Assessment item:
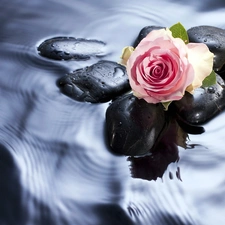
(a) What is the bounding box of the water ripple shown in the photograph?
[2,0,225,224]
[126,179,201,225]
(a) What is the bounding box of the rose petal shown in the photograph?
[126,27,199,104]
[120,46,134,65]
[186,43,214,93]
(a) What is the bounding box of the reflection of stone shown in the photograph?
[0,144,26,224]
[173,74,225,125]
[105,93,166,156]
[37,37,106,60]
[187,26,225,71]
[93,204,134,225]
[128,118,181,181]
[58,60,130,103]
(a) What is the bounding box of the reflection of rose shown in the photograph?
[122,28,214,104]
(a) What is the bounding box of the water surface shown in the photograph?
[1,0,225,224]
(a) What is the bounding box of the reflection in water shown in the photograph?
[128,117,181,181]
[0,144,27,225]
[1,0,225,225]
[94,204,135,225]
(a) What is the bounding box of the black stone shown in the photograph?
[173,74,225,125]
[37,37,106,60]
[58,60,131,103]
[216,64,225,79]
[187,26,225,71]
[175,118,205,135]
[133,26,165,47]
[105,93,167,156]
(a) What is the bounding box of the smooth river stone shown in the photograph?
[173,74,225,125]
[58,60,130,103]
[105,93,167,156]
[187,26,225,71]
[133,26,164,47]
[37,37,106,60]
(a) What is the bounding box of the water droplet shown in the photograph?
[207,86,215,94]
[101,82,105,88]
[216,92,221,98]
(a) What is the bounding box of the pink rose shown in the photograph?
[122,28,214,105]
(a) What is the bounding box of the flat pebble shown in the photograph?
[174,74,225,125]
[37,37,106,60]
[58,60,130,103]
[105,93,166,156]
[187,26,225,71]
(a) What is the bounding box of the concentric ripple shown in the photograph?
[1,0,225,225]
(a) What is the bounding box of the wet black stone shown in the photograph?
[37,37,106,60]
[105,93,167,156]
[175,118,205,135]
[187,26,225,71]
[133,26,165,47]
[216,64,225,79]
[173,74,225,125]
[58,60,131,103]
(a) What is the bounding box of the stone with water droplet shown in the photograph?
[58,60,131,103]
[173,74,225,125]
[207,86,215,94]
[133,26,165,47]
[105,93,166,156]
[187,26,225,71]
[37,37,107,60]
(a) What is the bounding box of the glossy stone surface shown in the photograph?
[187,26,225,71]
[133,26,164,47]
[173,74,225,125]
[37,37,106,60]
[105,93,167,156]
[58,60,130,103]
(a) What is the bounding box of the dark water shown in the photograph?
[1,0,225,224]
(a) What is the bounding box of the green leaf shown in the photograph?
[202,70,216,88]
[162,101,172,111]
[169,22,189,44]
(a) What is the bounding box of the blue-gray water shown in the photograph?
[1,0,225,224]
